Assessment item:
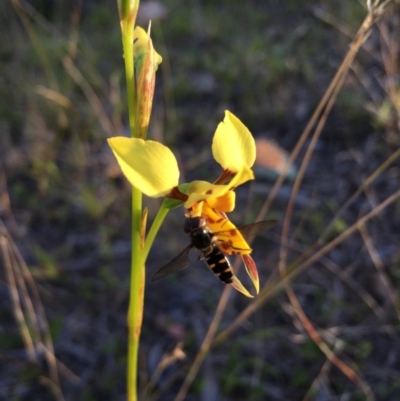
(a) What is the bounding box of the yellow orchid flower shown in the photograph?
[108,110,259,296]
[108,110,255,206]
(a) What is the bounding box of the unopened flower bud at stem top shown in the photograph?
[133,26,162,138]
[118,0,140,23]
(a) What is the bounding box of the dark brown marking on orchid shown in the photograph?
[166,186,188,202]
[206,189,213,195]
[213,169,236,185]
[230,230,237,236]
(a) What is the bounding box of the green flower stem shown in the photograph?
[127,187,143,401]
[127,202,168,401]
[120,5,142,401]
[121,19,137,137]
[142,204,169,263]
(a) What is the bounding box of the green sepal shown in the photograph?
[177,183,190,195]
[162,198,184,210]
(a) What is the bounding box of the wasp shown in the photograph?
[151,216,277,284]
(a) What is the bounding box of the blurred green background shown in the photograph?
[1,0,400,400]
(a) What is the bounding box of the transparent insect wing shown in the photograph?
[237,220,278,242]
[151,245,192,281]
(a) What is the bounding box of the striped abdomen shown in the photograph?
[205,245,233,284]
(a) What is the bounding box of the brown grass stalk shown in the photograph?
[0,220,66,401]
[359,223,400,320]
[214,186,400,345]
[285,286,375,400]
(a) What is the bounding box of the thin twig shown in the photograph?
[173,286,232,401]
[285,287,375,400]
[359,224,400,320]
[0,220,66,401]
[214,187,400,345]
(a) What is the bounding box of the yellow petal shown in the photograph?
[108,137,179,197]
[227,165,254,188]
[184,181,230,209]
[230,276,253,298]
[187,201,203,217]
[212,111,256,172]
[206,192,235,212]
[201,204,252,255]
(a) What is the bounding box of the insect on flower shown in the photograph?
[108,110,275,295]
[151,214,277,295]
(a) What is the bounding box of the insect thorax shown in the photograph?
[184,216,205,233]
[190,228,213,251]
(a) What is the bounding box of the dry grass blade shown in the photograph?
[301,341,344,401]
[322,257,385,318]
[359,224,400,320]
[214,187,400,345]
[62,56,114,137]
[276,232,385,318]
[254,1,392,225]
[279,0,393,276]
[0,165,19,238]
[0,220,66,401]
[173,285,232,401]
[279,67,347,276]
[142,342,186,398]
[285,287,375,400]
[10,0,59,90]
[35,85,73,110]
[320,146,400,243]
[0,233,36,362]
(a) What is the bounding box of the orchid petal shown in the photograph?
[242,254,259,294]
[184,181,231,209]
[206,192,235,212]
[230,276,253,298]
[184,166,253,210]
[212,111,256,172]
[202,204,252,255]
[227,165,255,188]
[108,137,179,197]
